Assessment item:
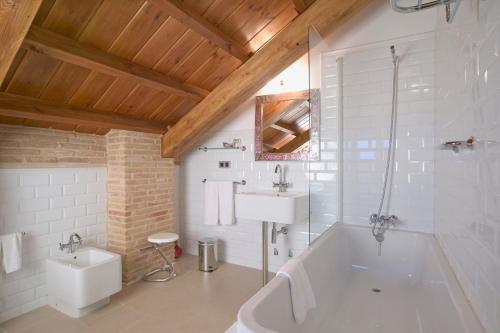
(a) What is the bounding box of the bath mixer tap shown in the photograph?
[59,233,82,254]
[273,164,289,192]
[369,214,399,244]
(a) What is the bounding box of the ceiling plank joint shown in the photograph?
[291,0,316,13]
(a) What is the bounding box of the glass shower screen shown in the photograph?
[308,26,340,244]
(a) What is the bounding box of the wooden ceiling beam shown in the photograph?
[0,0,42,86]
[161,0,370,158]
[269,121,299,136]
[148,0,251,62]
[276,129,310,153]
[0,93,166,134]
[23,25,209,101]
[263,100,306,129]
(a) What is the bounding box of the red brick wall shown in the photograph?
[106,130,176,283]
[0,124,106,166]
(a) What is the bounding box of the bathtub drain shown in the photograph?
[371,288,381,293]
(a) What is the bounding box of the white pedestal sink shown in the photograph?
[235,191,309,286]
[46,247,122,318]
[235,191,309,224]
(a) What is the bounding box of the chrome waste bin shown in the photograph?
[198,237,217,272]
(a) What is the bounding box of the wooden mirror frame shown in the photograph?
[254,89,320,161]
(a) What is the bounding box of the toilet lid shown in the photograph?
[148,232,179,244]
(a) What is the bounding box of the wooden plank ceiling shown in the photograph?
[0,0,299,134]
[161,0,371,157]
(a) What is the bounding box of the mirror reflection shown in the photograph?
[255,89,319,161]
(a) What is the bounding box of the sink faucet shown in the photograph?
[273,164,289,192]
[59,233,82,254]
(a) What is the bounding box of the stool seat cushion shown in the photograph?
[148,232,179,244]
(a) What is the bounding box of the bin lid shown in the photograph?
[198,237,217,245]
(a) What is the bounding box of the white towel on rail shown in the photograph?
[277,258,316,324]
[0,232,23,274]
[204,181,219,225]
[218,181,235,225]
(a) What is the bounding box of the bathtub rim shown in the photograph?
[236,223,485,333]
[236,223,341,333]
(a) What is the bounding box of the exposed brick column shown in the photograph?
[106,130,175,283]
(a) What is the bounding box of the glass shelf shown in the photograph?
[198,146,246,152]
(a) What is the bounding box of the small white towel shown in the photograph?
[277,258,316,324]
[0,233,22,274]
[204,181,219,225]
[219,181,235,225]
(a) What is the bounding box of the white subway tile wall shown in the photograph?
[435,1,500,332]
[323,33,436,234]
[178,129,310,272]
[0,168,107,322]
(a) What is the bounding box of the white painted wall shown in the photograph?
[0,168,107,322]
[434,1,500,332]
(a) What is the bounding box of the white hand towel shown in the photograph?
[204,181,219,225]
[1,233,22,274]
[218,181,235,225]
[277,258,316,324]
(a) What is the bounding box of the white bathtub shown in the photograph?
[235,224,484,333]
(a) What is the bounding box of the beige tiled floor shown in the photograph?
[0,255,261,333]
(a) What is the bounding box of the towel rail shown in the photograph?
[202,179,246,185]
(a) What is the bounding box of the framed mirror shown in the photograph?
[254,89,320,161]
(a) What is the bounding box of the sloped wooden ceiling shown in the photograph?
[0,0,299,134]
[161,0,371,158]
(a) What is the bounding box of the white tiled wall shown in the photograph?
[323,33,436,234]
[434,1,500,332]
[0,168,107,322]
[178,125,310,273]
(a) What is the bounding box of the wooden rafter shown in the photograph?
[161,0,370,158]
[22,25,209,101]
[148,0,251,62]
[0,93,166,133]
[276,129,310,153]
[0,0,42,86]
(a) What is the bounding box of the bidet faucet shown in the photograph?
[59,233,82,254]
[273,164,289,192]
